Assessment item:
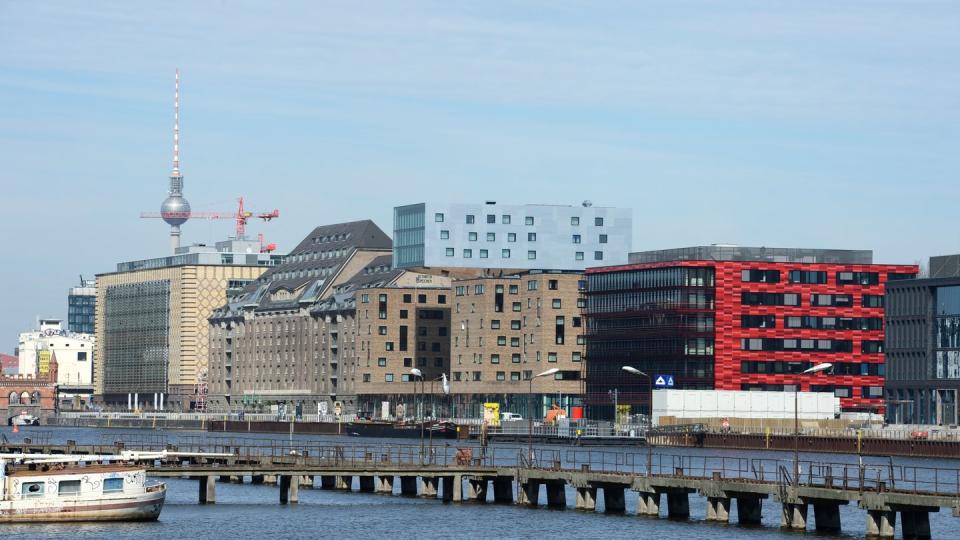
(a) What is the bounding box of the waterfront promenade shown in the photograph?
[4,433,958,538]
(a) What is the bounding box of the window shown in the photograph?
[572,351,582,362]
[836,271,880,286]
[528,232,537,242]
[789,270,827,284]
[510,337,520,347]
[741,269,780,283]
[497,336,507,346]
[507,233,516,242]
[862,341,884,354]
[361,294,369,303]
[435,213,444,223]
[548,352,558,363]
[362,373,371,382]
[572,234,581,244]
[595,217,604,226]
[491,354,500,364]
[487,214,496,224]
[512,302,522,312]
[862,386,884,398]
[468,232,478,241]
[59,480,81,496]
[575,252,584,261]
[23,482,45,498]
[378,326,387,335]
[571,216,579,226]
[466,214,475,224]
[472,371,482,381]
[594,251,603,261]
[103,478,124,493]
[418,294,426,303]
[400,309,409,319]
[445,248,454,257]
[525,216,535,225]
[741,315,775,328]
[528,250,537,260]
[487,232,496,242]
[440,230,449,240]
[511,372,521,381]
[463,249,473,258]
[811,294,853,307]
[480,249,488,259]
[512,353,521,363]
[888,272,916,281]
[552,299,562,309]
[599,234,608,244]
[385,373,394,382]
[491,320,501,329]
[509,284,519,294]
[741,292,800,306]
[475,284,486,294]
[502,215,511,224]
[573,316,582,327]
[528,280,538,290]
[378,357,387,367]
[496,371,505,381]
[385,342,394,351]
[511,320,522,330]
[438,294,446,304]
[548,279,558,290]
[863,294,884,308]
[502,249,511,259]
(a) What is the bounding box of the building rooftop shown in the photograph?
[110,238,282,273]
[628,245,873,265]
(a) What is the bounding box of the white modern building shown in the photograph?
[393,201,632,271]
[17,319,95,389]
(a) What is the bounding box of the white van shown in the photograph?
[501,412,523,422]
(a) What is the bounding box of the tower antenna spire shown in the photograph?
[173,67,180,176]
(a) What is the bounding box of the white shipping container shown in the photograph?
[652,389,839,425]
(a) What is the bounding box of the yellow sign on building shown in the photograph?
[38,350,51,376]
[483,402,500,426]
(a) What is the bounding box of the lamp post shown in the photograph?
[527,368,560,467]
[794,363,832,491]
[427,373,451,462]
[410,368,424,462]
[622,366,654,476]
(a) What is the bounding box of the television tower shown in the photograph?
[160,68,190,254]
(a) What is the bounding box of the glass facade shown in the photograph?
[103,280,171,394]
[584,266,716,419]
[393,203,426,268]
[67,294,96,334]
[935,285,960,380]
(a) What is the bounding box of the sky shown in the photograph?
[1,1,958,349]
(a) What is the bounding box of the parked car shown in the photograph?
[501,412,524,422]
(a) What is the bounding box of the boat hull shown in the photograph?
[0,484,165,523]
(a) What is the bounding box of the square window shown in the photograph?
[502,215,511,224]
[572,234,581,244]
[527,250,536,260]
[548,352,557,363]
[487,232,496,242]
[440,230,449,240]
[571,216,579,226]
[400,309,408,319]
[512,354,521,363]
[378,357,387,367]
[23,482,45,498]
[575,252,584,261]
[445,248,454,257]
[502,249,511,259]
[463,249,473,258]
[385,373,394,382]
[572,351,582,362]
[525,216,534,225]
[528,232,536,241]
[480,249,488,258]
[487,214,496,224]
[378,326,387,335]
[512,302,522,312]
[491,354,500,364]
[507,233,516,242]
[599,234,608,244]
[509,284,519,294]
[435,213,444,223]
[103,478,123,493]
[552,299,562,309]
[491,320,501,329]
[595,217,603,226]
[594,251,603,261]
[466,214,475,224]
[496,372,505,381]
[469,232,478,241]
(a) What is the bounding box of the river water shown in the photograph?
[5,426,959,539]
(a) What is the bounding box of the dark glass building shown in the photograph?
[885,254,960,425]
[583,246,917,420]
[67,278,96,334]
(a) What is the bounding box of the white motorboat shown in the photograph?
[7,413,39,426]
[0,454,166,522]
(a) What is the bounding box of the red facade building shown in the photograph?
[583,246,917,418]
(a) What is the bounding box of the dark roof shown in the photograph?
[213,220,392,317]
[312,255,401,314]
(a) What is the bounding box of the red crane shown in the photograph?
[140,196,280,240]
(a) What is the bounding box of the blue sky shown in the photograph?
[1,1,958,347]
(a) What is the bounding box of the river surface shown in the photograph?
[5,425,959,539]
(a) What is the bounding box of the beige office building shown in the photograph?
[95,239,277,410]
[450,271,585,419]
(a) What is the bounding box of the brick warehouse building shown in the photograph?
[582,246,917,419]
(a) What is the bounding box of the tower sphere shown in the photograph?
[161,195,191,226]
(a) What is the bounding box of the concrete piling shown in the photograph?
[706,496,730,522]
[468,478,488,502]
[813,502,842,532]
[545,482,566,508]
[492,477,513,504]
[637,491,659,516]
[576,487,597,511]
[865,510,896,538]
[736,496,763,524]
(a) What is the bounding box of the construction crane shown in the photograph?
[140,196,279,241]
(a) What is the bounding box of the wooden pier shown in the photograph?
[3,437,958,538]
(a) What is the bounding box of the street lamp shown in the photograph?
[527,367,560,466]
[622,366,654,476]
[427,373,451,461]
[794,362,832,491]
[410,368,424,462]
